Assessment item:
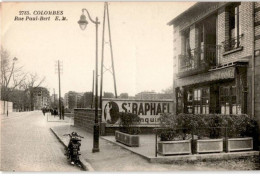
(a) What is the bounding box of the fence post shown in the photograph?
[191,128,195,154]
[155,129,157,157]
[225,127,228,153]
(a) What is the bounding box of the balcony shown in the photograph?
[222,34,243,54]
[177,44,221,78]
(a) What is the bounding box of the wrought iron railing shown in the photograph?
[178,44,221,74]
[222,34,243,52]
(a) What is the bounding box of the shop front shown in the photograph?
[175,63,248,115]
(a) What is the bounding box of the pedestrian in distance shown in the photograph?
[54,108,58,117]
[42,108,45,116]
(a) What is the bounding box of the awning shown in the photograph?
[175,66,236,88]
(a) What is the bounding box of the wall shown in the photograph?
[0,101,13,114]
[254,2,260,141]
[217,2,254,65]
[74,108,101,133]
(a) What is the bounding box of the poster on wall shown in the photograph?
[102,99,173,127]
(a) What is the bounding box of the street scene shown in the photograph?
[1,1,260,172]
[1,111,259,172]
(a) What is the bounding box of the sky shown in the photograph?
[1,1,195,97]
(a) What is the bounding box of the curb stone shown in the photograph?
[50,128,94,172]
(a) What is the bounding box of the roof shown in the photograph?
[167,2,221,26]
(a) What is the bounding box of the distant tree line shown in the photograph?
[1,47,46,113]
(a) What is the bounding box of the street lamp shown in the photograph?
[78,8,100,153]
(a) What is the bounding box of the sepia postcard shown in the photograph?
[1,1,260,172]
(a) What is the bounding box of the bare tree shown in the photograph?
[22,73,46,111]
[1,47,27,114]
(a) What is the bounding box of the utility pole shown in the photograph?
[58,60,62,120]
[55,60,63,120]
[100,2,118,109]
[106,2,118,99]
[53,88,56,108]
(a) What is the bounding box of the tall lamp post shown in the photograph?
[78,8,100,153]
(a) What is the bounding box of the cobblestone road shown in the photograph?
[1,111,82,172]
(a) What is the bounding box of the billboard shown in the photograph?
[102,99,173,127]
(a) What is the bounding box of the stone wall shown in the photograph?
[74,108,101,133]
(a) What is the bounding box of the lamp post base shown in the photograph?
[92,148,100,153]
[92,123,100,153]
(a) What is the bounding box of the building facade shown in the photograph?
[169,2,260,129]
[32,87,50,110]
[64,91,86,110]
[78,92,93,108]
[64,93,69,109]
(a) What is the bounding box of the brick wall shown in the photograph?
[255,1,260,50]
[253,2,260,139]
[74,108,101,133]
[217,6,229,55]
[217,2,254,65]
[252,55,260,142]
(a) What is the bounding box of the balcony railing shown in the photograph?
[222,35,243,52]
[178,44,221,77]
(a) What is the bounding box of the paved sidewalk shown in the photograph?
[50,125,260,171]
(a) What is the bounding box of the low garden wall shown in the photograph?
[74,108,101,133]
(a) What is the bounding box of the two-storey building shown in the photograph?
[168,2,260,131]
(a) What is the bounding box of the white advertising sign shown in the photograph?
[102,99,173,127]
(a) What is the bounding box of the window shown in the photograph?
[184,30,190,56]
[198,24,204,61]
[176,88,183,114]
[220,86,230,114]
[194,89,201,114]
[181,29,194,70]
[224,3,242,52]
[193,88,209,114]
[219,85,241,115]
[186,90,193,114]
[201,88,210,114]
[181,87,210,114]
